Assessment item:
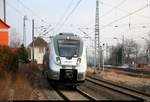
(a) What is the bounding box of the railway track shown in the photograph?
[86,75,150,101]
[42,72,149,101]
[51,85,97,101]
[76,88,97,101]
[103,66,150,75]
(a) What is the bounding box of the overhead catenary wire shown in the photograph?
[17,0,55,37]
[53,0,74,32]
[100,4,150,30]
[7,1,25,17]
[40,0,75,37]
[101,1,150,20]
[17,0,46,22]
[7,1,150,42]
[7,0,50,25]
[80,22,150,30]
[38,24,51,36]
[80,0,127,29]
[7,1,52,40]
[100,0,127,18]
[17,0,52,26]
[79,4,150,43]
[16,0,76,37]
[83,1,150,28]
[56,0,83,33]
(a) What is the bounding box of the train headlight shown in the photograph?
[76,58,81,65]
[56,57,61,64]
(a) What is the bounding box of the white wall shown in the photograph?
[30,47,46,64]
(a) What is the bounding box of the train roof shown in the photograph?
[54,33,82,41]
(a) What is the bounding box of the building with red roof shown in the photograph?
[0,19,10,46]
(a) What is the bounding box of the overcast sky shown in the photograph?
[0,0,150,48]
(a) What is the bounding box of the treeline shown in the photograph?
[107,37,150,66]
[0,44,28,78]
[87,35,150,67]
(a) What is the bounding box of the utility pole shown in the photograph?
[3,0,6,22]
[95,0,100,71]
[122,35,125,65]
[102,43,105,71]
[106,43,109,63]
[135,44,138,68]
[86,47,88,66]
[23,16,27,47]
[142,37,150,65]
[32,19,34,63]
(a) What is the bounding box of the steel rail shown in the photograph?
[51,84,97,101]
[86,75,150,101]
[51,85,69,101]
[76,88,97,101]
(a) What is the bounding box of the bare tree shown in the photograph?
[9,28,22,48]
[124,39,139,65]
[108,44,123,65]
[143,34,150,64]
[108,39,140,66]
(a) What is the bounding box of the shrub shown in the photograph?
[17,44,29,63]
[0,45,19,77]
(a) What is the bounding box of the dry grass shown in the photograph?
[13,75,34,100]
[0,63,42,100]
[0,72,34,100]
[87,67,150,94]
[0,75,11,100]
[87,67,150,87]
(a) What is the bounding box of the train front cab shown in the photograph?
[46,34,87,85]
[47,49,87,83]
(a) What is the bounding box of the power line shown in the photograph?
[100,0,127,18]
[100,4,150,30]
[101,1,150,20]
[79,0,127,28]
[57,0,82,32]
[7,1,49,26]
[38,24,51,36]
[56,0,83,33]
[54,0,74,32]
[79,4,150,46]
[17,0,47,23]
[7,1,25,17]
[78,28,94,40]
[7,1,52,42]
[7,1,47,23]
[16,0,57,37]
[8,1,52,29]
[83,1,150,28]
[41,0,75,37]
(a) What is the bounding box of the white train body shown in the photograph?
[45,33,87,83]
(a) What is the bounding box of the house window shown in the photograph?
[39,47,44,53]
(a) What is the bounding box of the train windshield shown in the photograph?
[57,39,80,58]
